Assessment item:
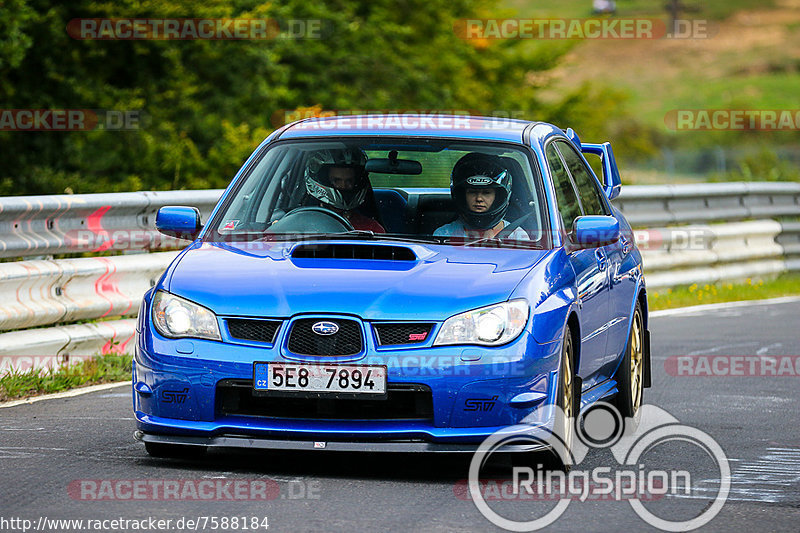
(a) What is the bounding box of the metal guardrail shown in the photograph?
[777,221,800,272]
[617,182,800,227]
[0,190,221,259]
[0,182,798,373]
[639,220,787,289]
[0,252,178,331]
[2,182,798,258]
[0,318,136,373]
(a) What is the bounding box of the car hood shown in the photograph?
[165,240,550,320]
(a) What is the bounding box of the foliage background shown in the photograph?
[4,0,795,194]
[0,0,657,194]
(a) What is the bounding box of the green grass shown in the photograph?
[631,72,800,127]
[499,0,797,157]
[648,273,800,311]
[0,353,132,402]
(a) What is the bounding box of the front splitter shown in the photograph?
[135,431,549,454]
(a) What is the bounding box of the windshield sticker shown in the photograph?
[220,219,240,232]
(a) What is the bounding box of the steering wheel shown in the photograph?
[266,206,355,234]
[495,212,536,239]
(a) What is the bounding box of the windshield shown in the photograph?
[207,137,549,247]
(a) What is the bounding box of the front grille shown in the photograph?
[287,318,362,356]
[374,323,434,346]
[227,319,281,344]
[216,380,433,421]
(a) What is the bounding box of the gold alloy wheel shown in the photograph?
[561,331,574,450]
[630,310,644,414]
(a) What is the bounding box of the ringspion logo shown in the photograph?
[467,403,730,531]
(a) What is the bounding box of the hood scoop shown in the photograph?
[290,243,417,261]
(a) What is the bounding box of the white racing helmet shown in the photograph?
[304,148,369,211]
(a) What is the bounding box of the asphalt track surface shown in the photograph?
[1,300,799,532]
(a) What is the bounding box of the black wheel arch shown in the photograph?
[636,288,652,388]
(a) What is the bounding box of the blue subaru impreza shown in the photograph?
[133,115,650,461]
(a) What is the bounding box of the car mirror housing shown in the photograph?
[572,215,620,249]
[156,206,202,239]
[581,142,622,201]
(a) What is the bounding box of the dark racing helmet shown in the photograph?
[304,148,369,211]
[450,153,513,230]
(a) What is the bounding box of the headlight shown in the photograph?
[152,291,221,341]
[434,299,529,346]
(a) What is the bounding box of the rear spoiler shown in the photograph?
[564,128,622,201]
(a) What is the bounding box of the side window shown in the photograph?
[556,141,607,216]
[546,143,582,234]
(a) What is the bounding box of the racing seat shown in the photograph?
[373,188,409,234]
[414,193,457,235]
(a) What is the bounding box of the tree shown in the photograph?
[0,0,576,194]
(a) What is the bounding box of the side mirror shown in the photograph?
[155,206,202,239]
[581,142,622,201]
[573,216,619,248]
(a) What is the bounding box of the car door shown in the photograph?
[545,141,610,389]
[555,141,630,378]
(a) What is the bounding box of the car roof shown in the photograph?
[277,114,540,143]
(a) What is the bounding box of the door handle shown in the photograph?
[595,248,607,271]
[620,234,632,255]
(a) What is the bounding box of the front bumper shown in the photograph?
[133,312,563,446]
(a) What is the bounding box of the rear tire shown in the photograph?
[144,441,207,459]
[613,301,644,423]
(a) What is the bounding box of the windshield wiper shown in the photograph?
[259,231,446,245]
[341,231,446,245]
[463,236,546,250]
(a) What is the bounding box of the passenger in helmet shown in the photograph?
[304,149,385,233]
[434,153,528,239]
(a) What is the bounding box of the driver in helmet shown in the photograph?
[434,153,528,240]
[304,149,386,233]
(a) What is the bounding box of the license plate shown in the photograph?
[253,362,387,397]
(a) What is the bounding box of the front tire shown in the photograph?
[512,324,576,472]
[613,301,644,421]
[551,324,577,471]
